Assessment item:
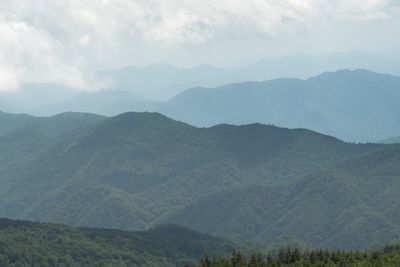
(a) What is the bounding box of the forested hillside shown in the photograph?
[1,218,400,267]
[0,111,398,250]
[166,144,400,250]
[0,218,236,266]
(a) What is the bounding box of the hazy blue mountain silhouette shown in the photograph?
[160,69,400,142]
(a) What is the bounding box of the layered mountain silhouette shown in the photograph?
[1,111,399,249]
[19,69,400,142]
[160,69,400,142]
[99,51,400,100]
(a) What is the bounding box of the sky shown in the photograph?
[0,0,400,91]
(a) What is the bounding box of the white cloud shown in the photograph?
[0,0,398,91]
[0,15,93,91]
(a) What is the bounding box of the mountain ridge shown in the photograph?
[160,69,400,142]
[0,110,393,250]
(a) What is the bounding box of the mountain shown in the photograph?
[160,69,400,142]
[30,90,160,116]
[1,111,395,250]
[240,51,400,83]
[0,218,236,266]
[99,51,400,100]
[4,51,400,116]
[6,53,400,143]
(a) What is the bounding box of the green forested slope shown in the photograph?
[165,145,400,250]
[0,218,236,267]
[2,218,400,267]
[0,111,398,250]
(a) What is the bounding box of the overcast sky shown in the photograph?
[0,0,399,91]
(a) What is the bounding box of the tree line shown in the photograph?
[196,246,400,267]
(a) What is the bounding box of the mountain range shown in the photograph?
[99,51,400,100]
[2,50,400,109]
[7,69,400,142]
[160,69,400,142]
[0,111,399,250]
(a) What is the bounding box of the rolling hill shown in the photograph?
[0,111,399,250]
[0,218,236,266]
[160,69,400,142]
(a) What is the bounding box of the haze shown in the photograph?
[1,0,400,94]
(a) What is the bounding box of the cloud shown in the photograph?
[0,18,92,90]
[0,0,398,91]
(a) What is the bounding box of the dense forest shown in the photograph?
[198,246,400,267]
[1,111,400,250]
[1,218,400,267]
[0,218,236,267]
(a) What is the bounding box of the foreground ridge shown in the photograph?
[0,218,236,267]
[1,218,400,267]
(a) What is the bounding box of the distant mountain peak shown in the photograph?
[112,111,172,121]
[306,68,397,82]
[101,112,193,131]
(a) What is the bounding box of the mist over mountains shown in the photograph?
[1,51,400,253]
[1,50,399,107]
[5,67,399,142]
[98,51,400,100]
[2,1,400,264]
